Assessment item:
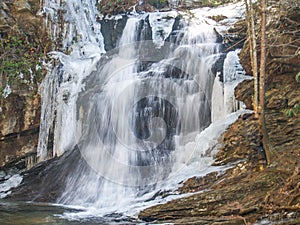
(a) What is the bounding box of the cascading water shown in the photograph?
[56,13,221,211]
[35,0,247,218]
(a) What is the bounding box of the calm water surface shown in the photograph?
[0,201,140,225]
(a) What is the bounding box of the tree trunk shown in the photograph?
[259,0,272,165]
[247,0,259,115]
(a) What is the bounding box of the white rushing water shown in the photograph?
[37,0,247,219]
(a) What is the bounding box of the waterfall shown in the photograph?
[57,13,221,210]
[37,0,246,216]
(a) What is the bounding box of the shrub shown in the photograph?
[0,35,44,98]
[295,72,300,82]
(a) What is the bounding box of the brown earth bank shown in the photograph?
[139,0,300,224]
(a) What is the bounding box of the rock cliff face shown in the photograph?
[0,0,50,170]
[0,94,40,169]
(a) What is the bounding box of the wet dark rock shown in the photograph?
[101,16,128,51]
[212,53,226,82]
[137,15,153,41]
[145,189,173,202]
[6,147,83,202]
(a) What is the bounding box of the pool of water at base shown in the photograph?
[0,201,143,225]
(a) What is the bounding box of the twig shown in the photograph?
[224,38,246,52]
